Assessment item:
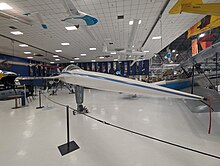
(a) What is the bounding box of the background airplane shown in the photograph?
[175,41,220,70]
[61,0,98,40]
[169,0,220,16]
[103,19,147,66]
[0,70,28,101]
[24,12,48,29]
[0,8,48,29]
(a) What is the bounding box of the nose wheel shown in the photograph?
[73,105,89,115]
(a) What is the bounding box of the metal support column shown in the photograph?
[216,53,218,87]
[191,65,195,94]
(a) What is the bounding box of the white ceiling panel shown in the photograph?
[0,0,219,63]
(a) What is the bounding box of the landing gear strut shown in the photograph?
[50,81,74,95]
[73,85,88,115]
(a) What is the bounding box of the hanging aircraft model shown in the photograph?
[60,0,98,40]
[17,65,204,113]
[23,12,48,29]
[169,0,220,16]
[103,43,146,65]
[103,19,147,66]
[0,7,47,29]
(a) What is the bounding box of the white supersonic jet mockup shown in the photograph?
[17,65,204,113]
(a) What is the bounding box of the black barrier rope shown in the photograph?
[40,93,220,160]
[200,99,215,112]
[42,93,68,108]
[83,113,220,160]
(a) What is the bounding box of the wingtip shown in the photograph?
[169,10,179,14]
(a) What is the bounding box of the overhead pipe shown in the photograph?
[141,0,170,49]
[0,11,33,26]
[0,34,72,61]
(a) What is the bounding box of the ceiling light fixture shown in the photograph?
[144,50,149,53]
[53,55,59,58]
[74,57,80,60]
[24,51,31,54]
[55,50,62,53]
[80,53,86,56]
[27,56,33,59]
[199,33,205,38]
[0,3,12,10]
[70,61,75,63]
[19,44,28,47]
[129,20,134,25]
[129,20,141,25]
[114,59,118,61]
[152,36,162,40]
[89,48,96,51]
[138,20,142,24]
[50,62,55,64]
[99,56,104,59]
[91,60,96,62]
[65,26,78,30]
[61,43,70,46]
[110,52,116,55]
[10,31,23,35]
[55,59,60,61]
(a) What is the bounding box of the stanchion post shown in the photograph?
[66,105,70,147]
[34,86,37,96]
[36,90,44,109]
[58,105,79,156]
[208,96,212,134]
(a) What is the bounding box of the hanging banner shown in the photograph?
[200,41,212,50]
[188,15,220,38]
[192,39,198,56]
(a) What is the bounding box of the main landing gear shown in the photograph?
[50,81,74,95]
[73,85,89,115]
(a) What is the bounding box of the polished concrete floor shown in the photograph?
[0,89,220,166]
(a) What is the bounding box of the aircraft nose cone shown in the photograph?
[83,15,98,26]
[92,17,98,25]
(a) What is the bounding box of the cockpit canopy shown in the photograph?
[63,65,81,72]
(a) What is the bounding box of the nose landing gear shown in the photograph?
[73,85,89,115]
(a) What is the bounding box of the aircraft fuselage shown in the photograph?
[60,66,203,100]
